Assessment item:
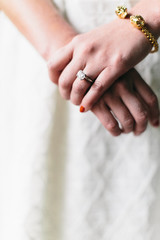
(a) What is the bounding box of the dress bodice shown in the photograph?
[53,0,140,32]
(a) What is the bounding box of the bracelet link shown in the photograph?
[115,6,159,53]
[115,6,128,19]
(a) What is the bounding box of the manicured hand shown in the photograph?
[48,17,154,111]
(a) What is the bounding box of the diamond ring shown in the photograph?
[76,70,94,83]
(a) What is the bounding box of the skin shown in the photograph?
[0,0,77,60]
[0,0,159,136]
[48,0,160,112]
[92,69,159,136]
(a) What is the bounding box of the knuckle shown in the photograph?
[136,110,148,123]
[80,44,91,55]
[72,35,91,54]
[106,122,118,132]
[124,118,134,128]
[92,80,104,93]
[84,44,95,55]
[148,94,158,107]
[59,77,71,90]
[113,53,129,69]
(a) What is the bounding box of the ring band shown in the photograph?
[76,70,94,83]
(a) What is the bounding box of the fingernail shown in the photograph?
[80,106,85,113]
[153,120,159,127]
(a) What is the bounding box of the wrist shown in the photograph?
[44,30,76,61]
[130,0,160,38]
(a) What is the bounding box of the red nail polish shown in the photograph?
[80,106,85,112]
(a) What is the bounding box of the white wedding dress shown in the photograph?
[0,0,160,240]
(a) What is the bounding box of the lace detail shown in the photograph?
[0,1,160,240]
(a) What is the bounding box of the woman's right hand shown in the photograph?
[91,68,159,136]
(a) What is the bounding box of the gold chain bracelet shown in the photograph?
[115,6,159,53]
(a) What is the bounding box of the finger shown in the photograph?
[80,64,125,111]
[70,64,101,105]
[47,44,73,85]
[134,75,160,127]
[58,59,86,100]
[104,95,135,134]
[121,89,148,136]
[91,99,122,136]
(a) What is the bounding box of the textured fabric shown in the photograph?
[0,0,160,240]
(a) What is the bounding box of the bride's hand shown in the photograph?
[48,0,160,112]
[91,69,159,136]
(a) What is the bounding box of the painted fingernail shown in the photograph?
[153,120,159,127]
[80,106,85,113]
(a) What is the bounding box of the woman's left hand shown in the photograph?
[48,0,160,112]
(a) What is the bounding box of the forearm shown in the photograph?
[0,0,76,60]
[130,0,160,38]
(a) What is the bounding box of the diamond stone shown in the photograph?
[77,70,85,80]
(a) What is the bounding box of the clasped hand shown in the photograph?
[48,18,159,136]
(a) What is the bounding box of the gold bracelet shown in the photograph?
[115,6,159,53]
